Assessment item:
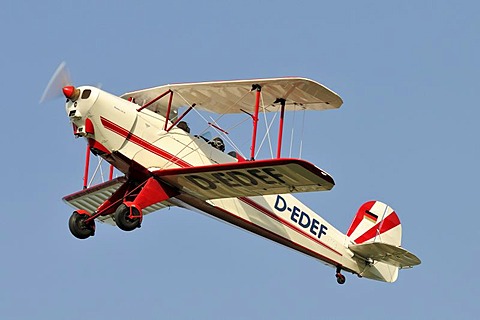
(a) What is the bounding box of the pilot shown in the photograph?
[177,121,190,133]
[209,137,225,152]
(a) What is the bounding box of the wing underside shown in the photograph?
[121,77,343,116]
[153,158,335,201]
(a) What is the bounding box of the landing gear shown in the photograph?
[67,177,176,238]
[69,211,95,239]
[114,203,142,231]
[335,266,346,285]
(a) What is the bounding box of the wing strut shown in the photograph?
[82,142,115,190]
[83,144,91,189]
[163,90,174,130]
[133,88,195,133]
[166,103,196,132]
[245,86,290,160]
[109,164,114,180]
[276,98,286,159]
[250,84,262,160]
[137,89,172,113]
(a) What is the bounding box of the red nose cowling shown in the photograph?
[63,85,76,99]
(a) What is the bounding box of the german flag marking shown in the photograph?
[364,210,378,223]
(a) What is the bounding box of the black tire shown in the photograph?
[69,212,94,239]
[114,204,141,231]
[336,274,346,285]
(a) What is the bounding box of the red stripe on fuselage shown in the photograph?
[101,117,341,257]
[208,203,341,266]
[100,117,191,168]
[239,197,342,256]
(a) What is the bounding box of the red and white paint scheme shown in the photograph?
[43,63,420,284]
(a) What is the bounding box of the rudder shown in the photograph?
[346,200,402,246]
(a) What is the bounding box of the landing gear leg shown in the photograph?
[335,266,346,285]
[69,210,95,239]
[113,177,178,232]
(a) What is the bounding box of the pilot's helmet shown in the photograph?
[209,137,225,152]
[177,121,190,133]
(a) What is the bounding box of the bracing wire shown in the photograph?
[209,116,242,155]
[289,104,297,157]
[225,116,252,132]
[88,157,104,188]
[261,94,274,158]
[175,89,251,137]
[99,159,104,183]
[256,109,277,159]
[373,204,390,243]
[299,108,306,158]
[160,89,252,168]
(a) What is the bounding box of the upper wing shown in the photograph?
[349,242,421,268]
[63,177,170,225]
[153,158,334,201]
[120,77,343,116]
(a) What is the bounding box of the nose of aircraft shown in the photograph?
[63,85,80,101]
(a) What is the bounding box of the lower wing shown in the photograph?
[63,177,170,225]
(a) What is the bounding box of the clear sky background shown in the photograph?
[1,1,478,319]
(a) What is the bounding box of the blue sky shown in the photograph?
[1,0,478,319]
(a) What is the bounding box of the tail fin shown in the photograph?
[346,201,416,283]
[346,200,402,246]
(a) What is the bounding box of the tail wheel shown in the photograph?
[336,273,346,285]
[114,204,142,231]
[69,211,95,239]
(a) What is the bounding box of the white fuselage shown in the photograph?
[67,86,397,282]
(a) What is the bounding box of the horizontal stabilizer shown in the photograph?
[349,242,421,268]
[153,158,334,200]
[63,177,169,225]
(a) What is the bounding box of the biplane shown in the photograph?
[41,63,420,284]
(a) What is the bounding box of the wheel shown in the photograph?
[336,273,346,285]
[114,204,142,231]
[69,211,95,239]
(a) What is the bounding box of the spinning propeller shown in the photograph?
[39,61,80,103]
